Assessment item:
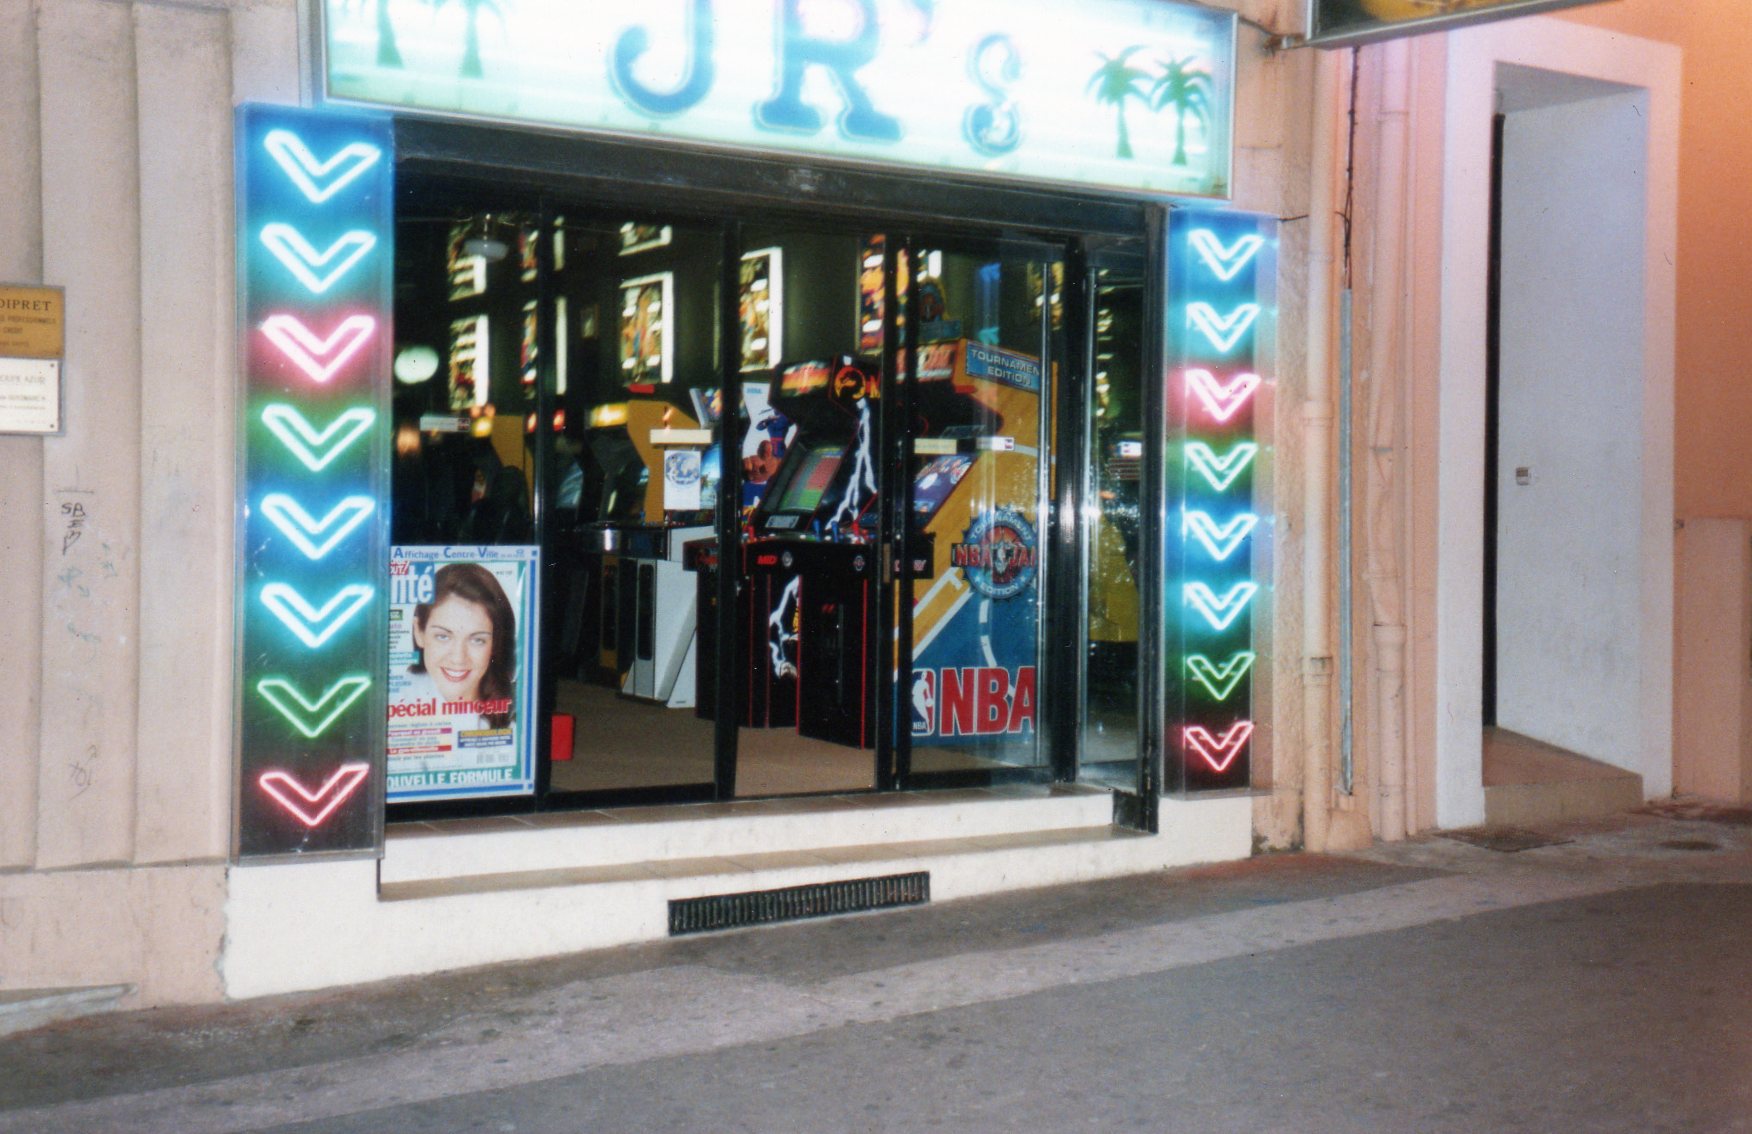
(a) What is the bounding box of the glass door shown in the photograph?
[715,227,1070,797]
[1077,255,1148,789]
[882,236,1068,789]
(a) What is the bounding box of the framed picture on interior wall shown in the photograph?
[857,235,885,354]
[619,223,672,256]
[518,223,539,283]
[448,315,488,410]
[739,247,783,372]
[447,220,486,300]
[619,272,673,384]
[520,300,539,387]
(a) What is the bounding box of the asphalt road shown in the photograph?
[4,805,1750,1133]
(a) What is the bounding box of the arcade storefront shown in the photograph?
[226,0,1274,991]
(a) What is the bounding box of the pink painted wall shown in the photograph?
[1559,1,1752,518]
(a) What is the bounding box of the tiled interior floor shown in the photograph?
[549,681,1010,797]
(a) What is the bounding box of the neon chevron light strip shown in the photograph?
[1188,230,1265,282]
[1185,441,1258,492]
[1183,510,1258,562]
[261,314,377,384]
[1183,581,1258,631]
[259,494,375,560]
[256,676,372,739]
[1184,369,1260,424]
[259,582,374,649]
[260,224,378,295]
[258,763,371,828]
[1186,302,1259,353]
[1185,652,1256,701]
[260,404,376,472]
[263,129,383,204]
[1184,722,1253,773]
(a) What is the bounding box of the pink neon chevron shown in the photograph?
[1184,722,1254,774]
[1184,369,1261,424]
[258,762,370,827]
[262,314,377,384]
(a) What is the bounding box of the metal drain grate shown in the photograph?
[669,872,930,936]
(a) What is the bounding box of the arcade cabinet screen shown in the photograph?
[776,446,843,515]
[912,454,974,522]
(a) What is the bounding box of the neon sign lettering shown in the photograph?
[1186,301,1259,354]
[259,493,376,560]
[261,314,377,384]
[256,675,372,739]
[609,0,716,117]
[260,404,377,472]
[1183,580,1258,631]
[1183,721,1253,773]
[1185,651,1255,701]
[260,582,375,649]
[258,762,371,828]
[262,129,383,204]
[1185,440,1257,492]
[260,224,379,295]
[1182,509,1258,562]
[322,0,1237,200]
[756,0,903,142]
[1184,368,1260,424]
[963,34,1023,157]
[1188,229,1264,282]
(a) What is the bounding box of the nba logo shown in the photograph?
[911,669,936,737]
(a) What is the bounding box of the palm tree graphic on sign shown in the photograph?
[1086,47,1152,160]
[1152,56,1212,167]
[340,0,402,67]
[425,0,502,79]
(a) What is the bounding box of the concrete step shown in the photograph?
[0,985,132,1038]
[381,824,1141,904]
[227,792,1255,998]
[381,783,1115,885]
[1483,728,1644,826]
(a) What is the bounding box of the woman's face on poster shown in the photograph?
[414,595,494,703]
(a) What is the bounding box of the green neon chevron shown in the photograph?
[256,675,372,738]
[1185,652,1256,701]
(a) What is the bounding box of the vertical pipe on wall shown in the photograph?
[1301,49,1340,853]
[1366,38,1414,842]
[1303,49,1372,851]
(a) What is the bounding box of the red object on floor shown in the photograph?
[550,713,575,761]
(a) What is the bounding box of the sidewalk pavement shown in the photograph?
[3,802,1750,1133]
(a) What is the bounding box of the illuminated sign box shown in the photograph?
[234,104,394,859]
[1167,207,1275,794]
[320,0,1235,199]
[1307,0,1603,48]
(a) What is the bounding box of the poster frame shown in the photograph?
[385,543,543,805]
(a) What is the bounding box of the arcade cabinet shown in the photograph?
[578,386,717,706]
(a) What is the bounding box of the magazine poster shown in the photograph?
[386,545,540,802]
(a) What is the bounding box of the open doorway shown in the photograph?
[1480,63,1654,818]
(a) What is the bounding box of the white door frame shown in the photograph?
[1431,17,1679,827]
